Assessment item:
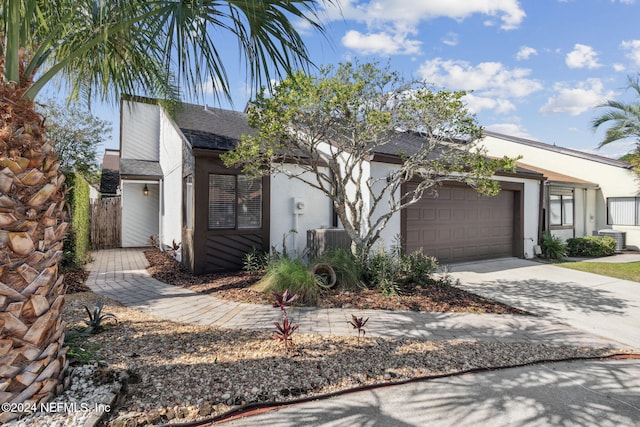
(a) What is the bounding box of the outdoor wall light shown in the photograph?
[143,184,149,196]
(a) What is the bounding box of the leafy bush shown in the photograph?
[315,248,363,290]
[63,172,91,268]
[400,249,439,286]
[364,248,439,295]
[243,249,270,273]
[566,236,616,257]
[540,232,567,260]
[257,258,320,305]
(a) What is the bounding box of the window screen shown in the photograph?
[208,175,236,229]
[237,175,262,229]
[549,188,573,227]
[208,174,262,230]
[608,197,637,225]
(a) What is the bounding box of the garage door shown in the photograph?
[405,184,514,263]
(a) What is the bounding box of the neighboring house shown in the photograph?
[119,96,545,273]
[480,131,640,249]
[99,148,120,197]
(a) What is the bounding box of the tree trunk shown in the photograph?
[0,78,68,422]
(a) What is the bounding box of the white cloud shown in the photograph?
[418,58,543,98]
[328,0,525,30]
[621,40,640,66]
[201,77,224,95]
[565,44,601,69]
[613,63,626,72]
[442,32,459,47]
[612,0,636,4]
[464,94,515,114]
[328,1,525,55]
[341,30,421,55]
[485,123,534,139]
[516,46,537,61]
[539,79,615,116]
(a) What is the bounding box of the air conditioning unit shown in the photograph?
[307,228,352,259]
[598,229,627,252]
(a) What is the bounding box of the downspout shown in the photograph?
[583,188,588,237]
[538,178,546,244]
[159,178,164,248]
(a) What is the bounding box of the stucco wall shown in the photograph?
[121,101,160,161]
[270,166,333,257]
[481,134,640,247]
[369,162,402,251]
[158,110,184,248]
[494,175,541,258]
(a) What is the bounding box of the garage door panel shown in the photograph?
[406,184,515,263]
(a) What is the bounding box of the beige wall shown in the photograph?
[480,134,640,247]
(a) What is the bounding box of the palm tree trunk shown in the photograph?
[0,72,68,422]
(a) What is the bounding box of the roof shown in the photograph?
[174,103,254,150]
[516,162,598,187]
[484,130,631,169]
[119,159,163,179]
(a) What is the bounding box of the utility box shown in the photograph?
[598,229,627,252]
[307,228,352,259]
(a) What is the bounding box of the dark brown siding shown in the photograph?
[190,153,270,274]
[402,181,524,263]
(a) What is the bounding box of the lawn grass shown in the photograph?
[558,261,640,282]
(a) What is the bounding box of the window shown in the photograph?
[607,197,640,225]
[549,189,573,227]
[208,174,262,229]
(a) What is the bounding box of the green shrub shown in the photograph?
[364,248,439,295]
[63,172,91,268]
[364,248,400,295]
[257,258,320,305]
[540,232,567,260]
[566,235,616,257]
[243,249,270,273]
[400,249,438,286]
[315,248,363,290]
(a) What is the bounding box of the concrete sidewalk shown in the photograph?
[224,359,640,427]
[86,249,620,348]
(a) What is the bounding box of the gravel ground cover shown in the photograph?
[8,252,630,426]
[9,291,623,427]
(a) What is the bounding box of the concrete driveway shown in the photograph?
[448,257,640,349]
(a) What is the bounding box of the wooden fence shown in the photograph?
[91,197,121,249]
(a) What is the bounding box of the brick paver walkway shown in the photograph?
[86,248,621,347]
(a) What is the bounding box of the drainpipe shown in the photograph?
[538,178,546,244]
[583,188,588,237]
[158,178,164,248]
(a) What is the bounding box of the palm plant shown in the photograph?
[0,0,331,418]
[592,74,640,152]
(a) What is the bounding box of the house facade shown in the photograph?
[119,98,544,273]
[480,131,640,249]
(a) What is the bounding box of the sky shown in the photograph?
[63,0,640,161]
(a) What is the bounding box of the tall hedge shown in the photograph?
[63,172,91,267]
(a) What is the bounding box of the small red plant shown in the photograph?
[272,290,300,350]
[272,290,300,312]
[349,314,369,343]
[273,316,299,350]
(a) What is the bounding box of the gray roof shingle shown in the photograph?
[119,159,163,178]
